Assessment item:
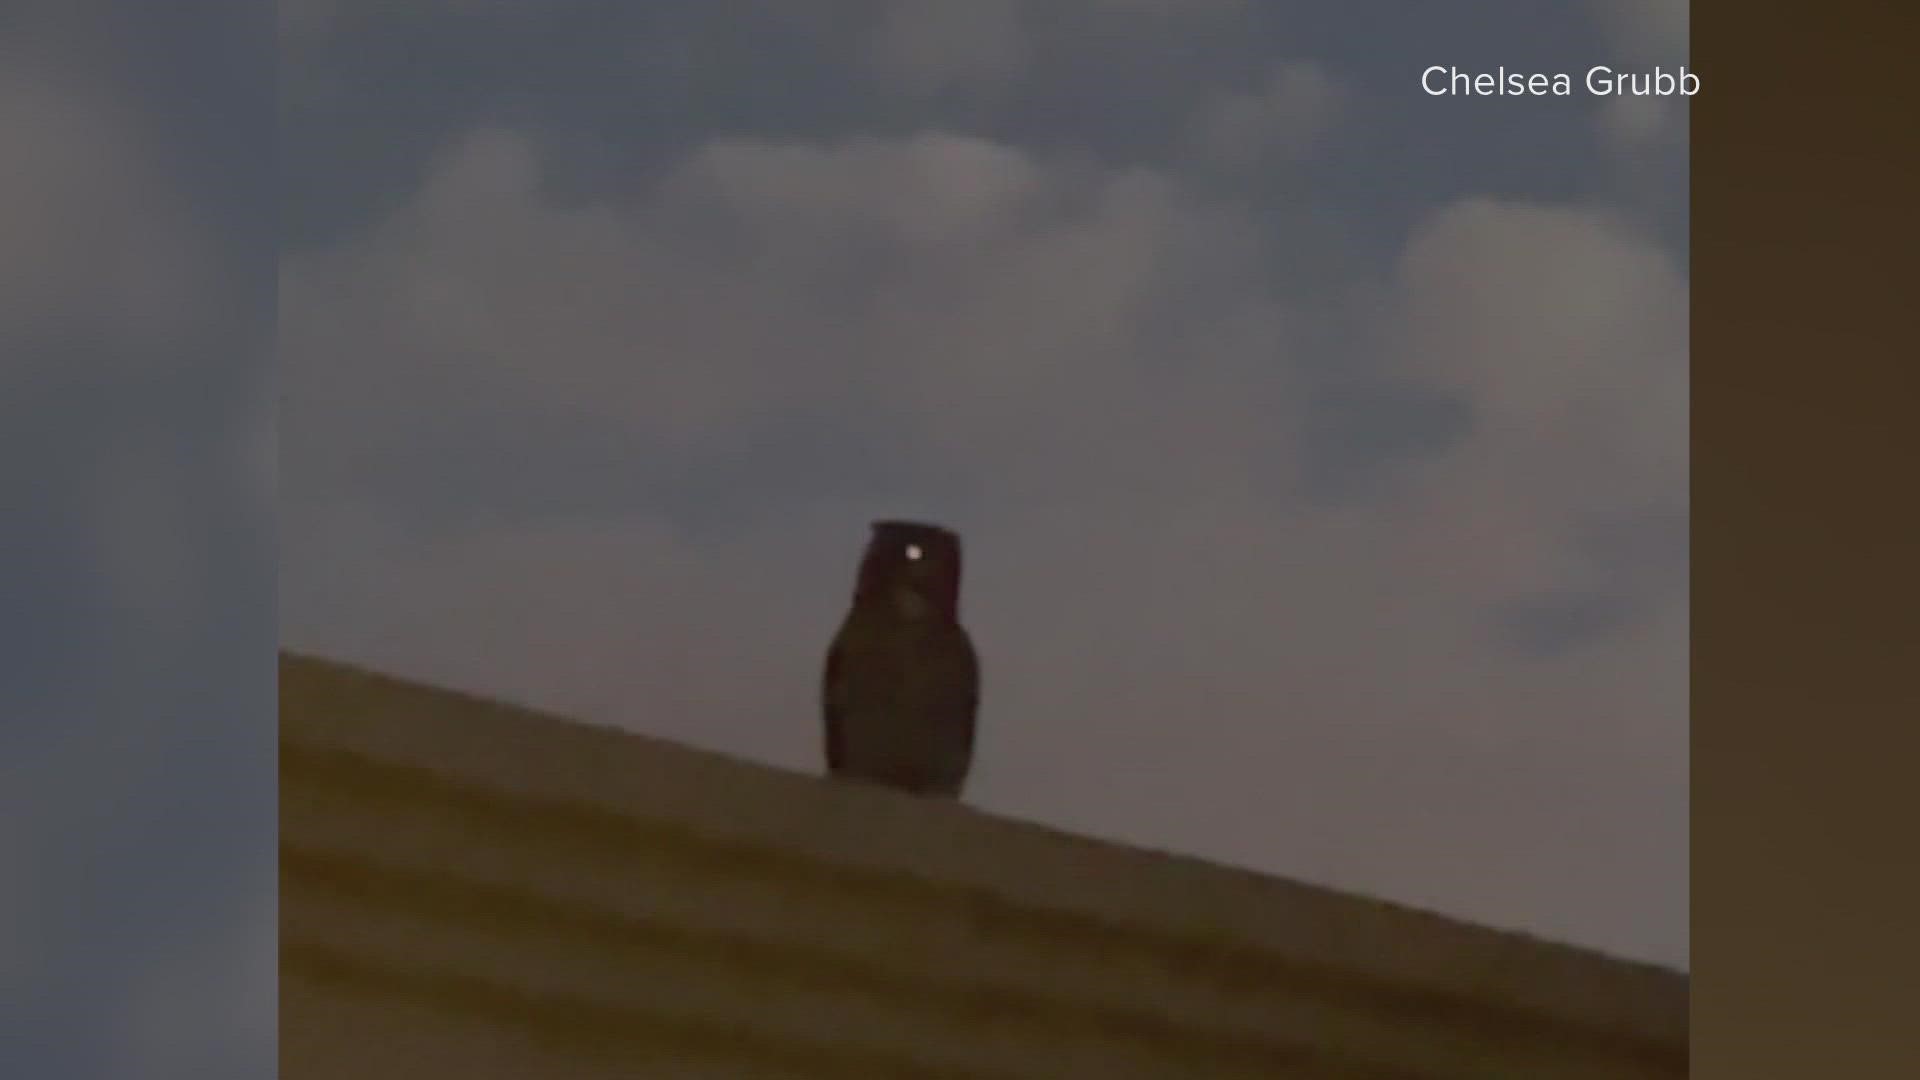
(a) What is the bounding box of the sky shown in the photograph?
[282,0,1690,969]
[2,2,274,1076]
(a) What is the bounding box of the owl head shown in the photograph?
[854,520,964,620]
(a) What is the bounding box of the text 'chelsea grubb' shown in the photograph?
[1422,66,1700,97]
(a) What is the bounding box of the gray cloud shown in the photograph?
[0,66,208,368]
[1587,0,1690,64]
[1187,60,1343,170]
[285,63,1687,968]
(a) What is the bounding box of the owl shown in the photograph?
[822,520,979,798]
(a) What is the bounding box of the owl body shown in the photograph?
[823,521,978,798]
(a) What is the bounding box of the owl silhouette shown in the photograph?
[822,520,979,798]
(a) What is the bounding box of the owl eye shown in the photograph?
[904,544,923,561]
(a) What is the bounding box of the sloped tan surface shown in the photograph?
[281,651,1687,1079]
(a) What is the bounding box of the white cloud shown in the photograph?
[1188,60,1342,169]
[1392,197,1687,509]
[284,127,1686,963]
[680,131,1045,243]
[286,127,1289,484]
[1587,0,1690,64]
[1595,94,1674,154]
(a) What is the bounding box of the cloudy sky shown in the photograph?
[3,2,273,1076]
[283,0,1690,968]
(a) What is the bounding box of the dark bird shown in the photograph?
[823,520,979,798]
